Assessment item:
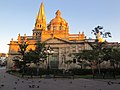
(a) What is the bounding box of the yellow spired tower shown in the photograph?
[33,2,47,40]
[33,2,85,41]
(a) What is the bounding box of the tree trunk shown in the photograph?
[91,61,95,79]
[98,59,101,74]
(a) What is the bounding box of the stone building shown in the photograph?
[7,2,92,69]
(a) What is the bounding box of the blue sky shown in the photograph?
[0,0,120,53]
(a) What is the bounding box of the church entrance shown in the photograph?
[49,48,59,69]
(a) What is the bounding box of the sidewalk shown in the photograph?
[0,69,120,90]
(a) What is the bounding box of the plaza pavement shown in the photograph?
[0,69,120,90]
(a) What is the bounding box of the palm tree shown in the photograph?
[91,26,112,74]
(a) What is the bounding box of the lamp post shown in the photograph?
[44,45,54,71]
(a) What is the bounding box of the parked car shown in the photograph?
[0,59,6,67]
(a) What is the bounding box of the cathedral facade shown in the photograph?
[7,2,92,69]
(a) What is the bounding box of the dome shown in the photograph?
[47,10,69,30]
[50,10,67,24]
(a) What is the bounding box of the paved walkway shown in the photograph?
[0,69,120,90]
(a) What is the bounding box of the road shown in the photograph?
[0,69,120,90]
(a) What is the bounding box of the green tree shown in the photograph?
[18,42,28,66]
[88,42,106,74]
[35,42,47,62]
[102,45,120,78]
[75,50,98,76]
[102,45,120,68]
[24,49,37,63]
[25,42,47,65]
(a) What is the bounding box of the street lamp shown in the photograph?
[44,45,54,70]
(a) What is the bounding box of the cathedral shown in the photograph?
[7,2,92,69]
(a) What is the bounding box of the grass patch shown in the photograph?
[6,70,22,77]
[76,75,93,79]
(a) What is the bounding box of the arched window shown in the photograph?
[40,25,41,28]
[53,26,56,30]
[60,26,62,30]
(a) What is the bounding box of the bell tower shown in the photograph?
[33,2,47,39]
